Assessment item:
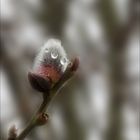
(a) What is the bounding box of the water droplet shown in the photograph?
[51,50,58,59]
[60,57,67,65]
[45,48,49,53]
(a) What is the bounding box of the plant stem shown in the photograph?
[37,94,51,113]
[16,93,51,140]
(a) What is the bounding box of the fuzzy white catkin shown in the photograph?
[33,39,69,73]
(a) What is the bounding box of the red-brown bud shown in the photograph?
[36,113,49,126]
[28,71,52,92]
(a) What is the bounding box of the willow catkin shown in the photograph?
[33,39,70,84]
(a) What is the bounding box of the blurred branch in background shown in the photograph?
[39,0,70,38]
[99,0,139,140]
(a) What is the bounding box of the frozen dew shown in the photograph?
[60,57,68,65]
[51,50,58,59]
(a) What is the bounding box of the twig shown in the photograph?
[16,94,50,140]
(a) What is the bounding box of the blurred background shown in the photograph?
[0,0,139,140]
